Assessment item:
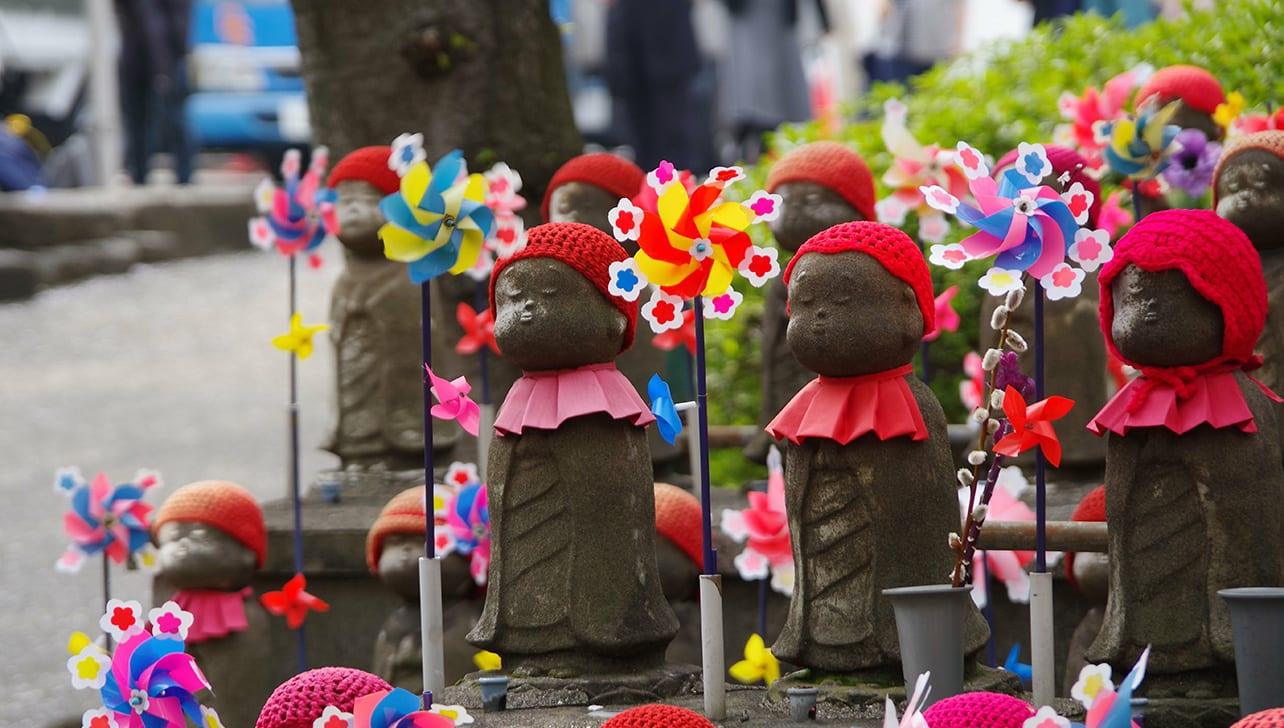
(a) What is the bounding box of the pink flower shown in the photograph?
[1097,191,1133,240]
[722,447,793,592]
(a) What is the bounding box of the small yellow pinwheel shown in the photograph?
[272,313,329,360]
[473,649,502,671]
[729,633,780,685]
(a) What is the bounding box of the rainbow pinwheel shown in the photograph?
[922,142,1090,299]
[353,688,458,728]
[1098,100,1182,180]
[446,481,489,586]
[56,469,158,572]
[647,374,684,445]
[876,98,970,243]
[1054,65,1151,166]
[249,147,338,262]
[379,139,495,284]
[86,626,211,728]
[425,365,480,436]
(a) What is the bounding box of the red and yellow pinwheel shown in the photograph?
[635,178,753,298]
[993,385,1075,467]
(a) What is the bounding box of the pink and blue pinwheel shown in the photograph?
[425,365,481,436]
[249,147,338,266]
[96,631,211,728]
[721,446,794,594]
[1071,647,1149,728]
[447,482,490,586]
[355,687,455,728]
[57,469,158,572]
[648,374,684,445]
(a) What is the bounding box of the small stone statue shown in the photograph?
[747,142,876,463]
[765,222,988,672]
[153,480,272,728]
[325,147,436,474]
[468,222,679,675]
[1062,485,1109,695]
[1087,210,1284,680]
[1135,65,1227,143]
[543,153,681,471]
[979,145,1107,467]
[1214,131,1284,393]
[366,485,478,690]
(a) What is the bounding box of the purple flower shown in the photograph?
[1163,129,1221,197]
[993,351,1035,402]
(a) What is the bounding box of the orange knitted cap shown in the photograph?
[153,481,266,567]
[1065,485,1107,591]
[1234,708,1284,727]
[1135,65,1226,114]
[366,485,426,573]
[327,146,401,197]
[765,141,877,221]
[489,222,638,351]
[1213,130,1284,207]
[602,704,715,728]
[653,483,703,566]
[541,153,646,222]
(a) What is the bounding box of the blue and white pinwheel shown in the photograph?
[648,374,684,445]
[249,147,338,259]
[1100,100,1182,180]
[379,144,495,284]
[57,469,158,572]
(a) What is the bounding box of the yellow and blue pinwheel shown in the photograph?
[1099,100,1181,180]
[379,149,495,284]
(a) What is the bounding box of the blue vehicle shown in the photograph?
[185,0,310,155]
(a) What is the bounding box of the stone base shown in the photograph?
[768,661,1023,706]
[441,663,703,709]
[1137,697,1241,728]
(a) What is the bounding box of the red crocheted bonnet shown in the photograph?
[783,221,936,338]
[1097,209,1266,369]
[1234,708,1284,727]
[602,704,715,728]
[256,667,392,728]
[765,141,877,222]
[327,146,401,196]
[922,691,1035,728]
[653,482,703,566]
[153,480,266,568]
[1212,130,1284,208]
[1065,484,1107,591]
[366,485,426,572]
[995,145,1102,227]
[1135,65,1226,114]
[541,153,646,222]
[489,221,638,351]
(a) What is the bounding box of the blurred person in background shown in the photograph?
[866,0,964,83]
[1026,0,1081,25]
[1080,0,1156,26]
[115,0,194,185]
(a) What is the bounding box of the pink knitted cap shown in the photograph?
[256,667,392,728]
[922,692,1035,728]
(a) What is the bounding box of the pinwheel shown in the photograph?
[647,374,683,445]
[249,147,338,266]
[455,303,497,355]
[426,365,480,437]
[261,573,330,629]
[993,386,1075,467]
[272,313,329,359]
[58,469,158,572]
[1099,100,1182,180]
[721,445,794,595]
[95,631,211,728]
[883,671,930,728]
[1071,647,1149,728]
[728,634,779,686]
[1054,65,1151,166]
[446,483,489,586]
[923,285,960,343]
[472,650,501,672]
[380,147,495,284]
[352,688,456,728]
[876,98,970,243]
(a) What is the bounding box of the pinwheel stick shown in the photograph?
[473,281,493,477]
[287,254,307,673]
[693,297,715,575]
[418,281,446,704]
[1030,286,1055,707]
[1033,289,1048,573]
[693,296,726,720]
[101,553,113,656]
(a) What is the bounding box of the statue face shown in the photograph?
[335,180,387,258]
[1073,552,1110,605]
[156,521,256,591]
[1170,101,1224,143]
[377,533,476,602]
[1110,266,1223,367]
[786,252,922,377]
[548,182,619,239]
[769,183,862,252]
[493,258,626,371]
[1216,150,1284,252]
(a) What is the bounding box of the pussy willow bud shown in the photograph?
[986,418,1001,434]
[982,348,1002,371]
[990,389,1006,410]
[1006,287,1025,309]
[949,532,963,549]
[971,407,990,423]
[990,305,1010,331]
[1006,330,1028,353]
[957,468,974,487]
[967,450,987,466]
[972,503,989,523]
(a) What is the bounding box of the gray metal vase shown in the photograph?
[883,584,973,706]
[1220,587,1284,715]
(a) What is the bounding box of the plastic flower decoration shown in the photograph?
[200,706,227,728]
[482,162,527,260]
[1078,647,1149,728]
[721,446,794,594]
[272,313,329,360]
[1098,99,1182,180]
[56,468,158,572]
[447,482,490,586]
[379,142,495,284]
[993,386,1075,468]
[472,650,502,672]
[455,303,498,356]
[148,601,196,642]
[606,161,776,332]
[959,466,1036,608]
[922,142,1090,298]
[1054,65,1151,166]
[728,634,779,686]
[261,573,330,629]
[1024,706,1072,728]
[68,631,113,691]
[876,98,970,243]
[249,147,338,268]
[1071,662,1114,709]
[100,599,146,642]
[923,285,960,342]
[352,688,455,728]
[1162,129,1222,198]
[425,366,481,437]
[648,374,684,445]
[884,671,931,728]
[313,706,354,728]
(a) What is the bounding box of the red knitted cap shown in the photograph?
[1234,708,1284,727]
[654,483,703,567]
[489,222,638,351]
[1213,130,1284,207]
[783,221,936,337]
[1098,209,1266,369]
[541,153,646,222]
[1135,65,1226,114]
[922,692,1035,728]
[327,146,401,196]
[765,141,877,221]
[256,667,392,728]
[154,481,266,568]
[602,704,715,728]
[995,145,1102,227]
[366,485,426,573]
[1065,485,1107,590]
